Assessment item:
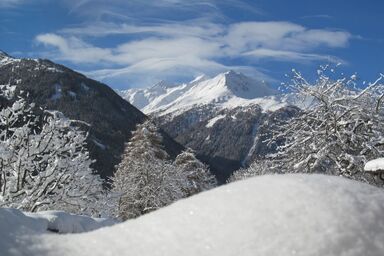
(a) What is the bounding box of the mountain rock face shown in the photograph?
[154,104,298,183]
[121,71,297,183]
[0,52,183,179]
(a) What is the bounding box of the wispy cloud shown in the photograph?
[63,0,263,21]
[59,21,224,39]
[243,49,344,63]
[0,0,25,8]
[31,1,352,88]
[35,20,351,87]
[36,34,113,64]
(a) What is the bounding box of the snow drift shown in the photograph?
[2,174,384,256]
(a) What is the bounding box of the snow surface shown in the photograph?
[0,52,20,67]
[46,67,64,73]
[206,114,226,128]
[25,211,117,234]
[0,208,116,256]
[119,71,284,116]
[364,158,384,172]
[0,52,63,73]
[3,174,384,256]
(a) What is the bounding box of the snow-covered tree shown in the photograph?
[112,121,185,220]
[0,85,103,214]
[231,68,384,185]
[228,159,280,182]
[174,148,216,196]
[112,121,217,220]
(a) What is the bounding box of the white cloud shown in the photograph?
[36,34,113,64]
[62,0,263,21]
[36,20,351,88]
[60,21,224,39]
[224,22,350,54]
[243,49,343,63]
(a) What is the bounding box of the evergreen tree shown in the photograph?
[174,148,216,196]
[112,121,184,220]
[112,121,217,220]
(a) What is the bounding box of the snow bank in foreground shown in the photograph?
[4,174,384,256]
[25,211,117,234]
[0,208,117,256]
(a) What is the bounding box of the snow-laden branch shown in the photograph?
[0,86,104,215]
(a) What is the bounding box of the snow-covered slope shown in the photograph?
[3,174,384,256]
[120,71,284,116]
[0,51,20,67]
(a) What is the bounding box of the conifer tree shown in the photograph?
[174,148,216,196]
[112,121,184,220]
[113,121,217,220]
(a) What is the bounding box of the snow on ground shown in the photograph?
[364,158,384,172]
[2,174,384,256]
[206,114,226,128]
[0,208,117,255]
[221,95,287,112]
[25,211,117,234]
[0,52,21,67]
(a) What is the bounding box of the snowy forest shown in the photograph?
[1,68,384,221]
[1,63,384,255]
[0,84,216,219]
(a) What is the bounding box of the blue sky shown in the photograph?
[0,0,383,89]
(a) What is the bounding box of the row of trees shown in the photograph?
[231,68,384,186]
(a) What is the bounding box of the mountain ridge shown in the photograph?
[0,51,184,179]
[119,70,284,117]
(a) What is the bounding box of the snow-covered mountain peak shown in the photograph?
[214,70,275,99]
[223,69,240,78]
[119,71,285,116]
[189,74,210,85]
[150,80,175,90]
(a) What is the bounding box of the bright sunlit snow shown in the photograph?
[120,70,284,116]
[364,158,384,172]
[2,174,384,256]
[206,114,226,128]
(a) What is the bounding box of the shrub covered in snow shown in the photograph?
[232,68,384,185]
[0,85,103,214]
